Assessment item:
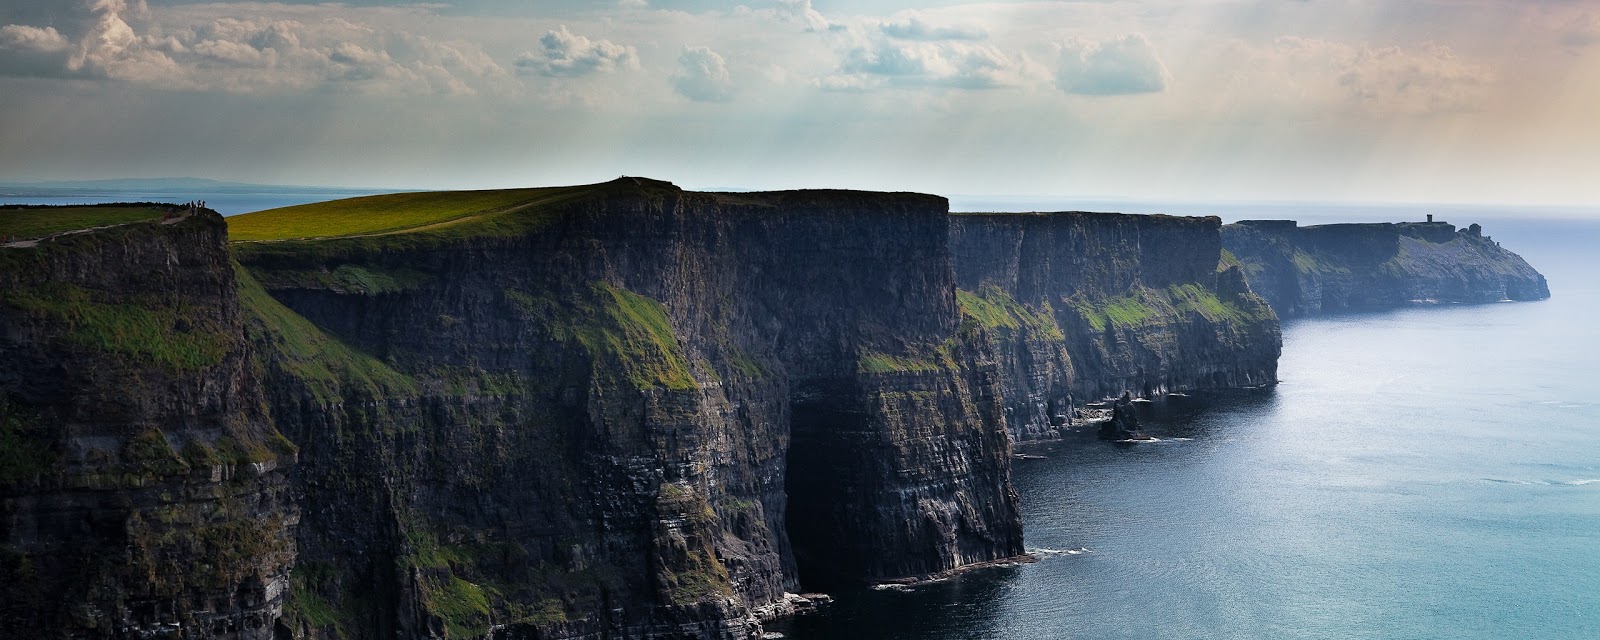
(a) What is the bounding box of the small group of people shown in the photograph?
[165,200,206,220]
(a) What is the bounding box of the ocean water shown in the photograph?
[775,217,1600,639]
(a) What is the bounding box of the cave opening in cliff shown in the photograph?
[784,380,875,590]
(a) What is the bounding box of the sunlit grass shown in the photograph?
[0,206,167,240]
[227,187,572,241]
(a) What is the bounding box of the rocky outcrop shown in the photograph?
[951,212,1282,441]
[0,210,297,638]
[231,179,1021,638]
[1221,219,1550,318]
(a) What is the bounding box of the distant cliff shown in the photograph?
[2,182,1291,638]
[1222,219,1550,318]
[952,213,1281,441]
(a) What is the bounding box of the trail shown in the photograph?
[2,210,191,249]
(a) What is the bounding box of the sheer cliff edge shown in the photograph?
[1,180,1293,638]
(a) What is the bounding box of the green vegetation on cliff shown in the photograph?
[235,263,416,401]
[0,283,229,372]
[507,282,697,391]
[0,398,55,486]
[957,286,1065,340]
[1071,284,1273,332]
[0,205,167,241]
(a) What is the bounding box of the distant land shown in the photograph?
[0,177,403,196]
[0,177,409,215]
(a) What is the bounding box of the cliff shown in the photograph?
[3,183,1293,638]
[1221,219,1550,318]
[951,212,1282,441]
[0,208,297,637]
[232,178,1021,638]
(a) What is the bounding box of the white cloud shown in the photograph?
[0,2,506,94]
[0,25,71,53]
[879,12,986,41]
[833,39,1029,90]
[1055,34,1169,96]
[774,0,836,33]
[673,45,732,102]
[514,25,638,77]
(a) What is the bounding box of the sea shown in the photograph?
[10,189,1599,639]
[773,209,1600,639]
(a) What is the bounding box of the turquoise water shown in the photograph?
[777,218,1600,639]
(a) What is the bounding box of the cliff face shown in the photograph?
[1221,220,1551,318]
[951,213,1281,441]
[3,184,1298,638]
[231,179,1022,638]
[0,211,297,638]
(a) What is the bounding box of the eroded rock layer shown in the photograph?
[952,212,1282,441]
[0,211,297,638]
[3,182,1303,638]
[232,179,1022,638]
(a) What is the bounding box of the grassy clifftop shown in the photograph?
[228,186,591,242]
[1,205,170,241]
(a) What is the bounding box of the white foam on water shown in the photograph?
[1031,547,1091,557]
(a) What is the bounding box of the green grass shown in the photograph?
[228,187,581,241]
[956,286,1064,340]
[425,575,493,637]
[1102,295,1157,327]
[507,282,697,391]
[0,205,167,241]
[858,351,943,374]
[1071,283,1275,331]
[235,263,416,401]
[0,283,229,372]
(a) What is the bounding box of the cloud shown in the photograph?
[835,40,1027,90]
[1560,11,1600,48]
[0,24,76,77]
[514,25,638,77]
[0,25,71,53]
[673,45,732,102]
[774,0,836,33]
[1055,34,1169,96]
[0,2,505,94]
[879,12,986,41]
[1319,40,1490,115]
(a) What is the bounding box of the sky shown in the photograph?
[1,0,1598,205]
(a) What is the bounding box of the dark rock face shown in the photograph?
[0,211,297,638]
[1097,392,1147,441]
[1221,220,1551,318]
[951,213,1282,441]
[3,184,1313,638]
[232,180,1022,638]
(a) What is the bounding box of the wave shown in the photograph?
[1482,478,1600,486]
[1031,547,1091,557]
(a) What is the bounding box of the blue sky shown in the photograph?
[1,1,1597,205]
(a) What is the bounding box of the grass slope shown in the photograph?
[228,187,579,242]
[0,205,167,240]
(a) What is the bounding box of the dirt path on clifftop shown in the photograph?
[1,212,191,249]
